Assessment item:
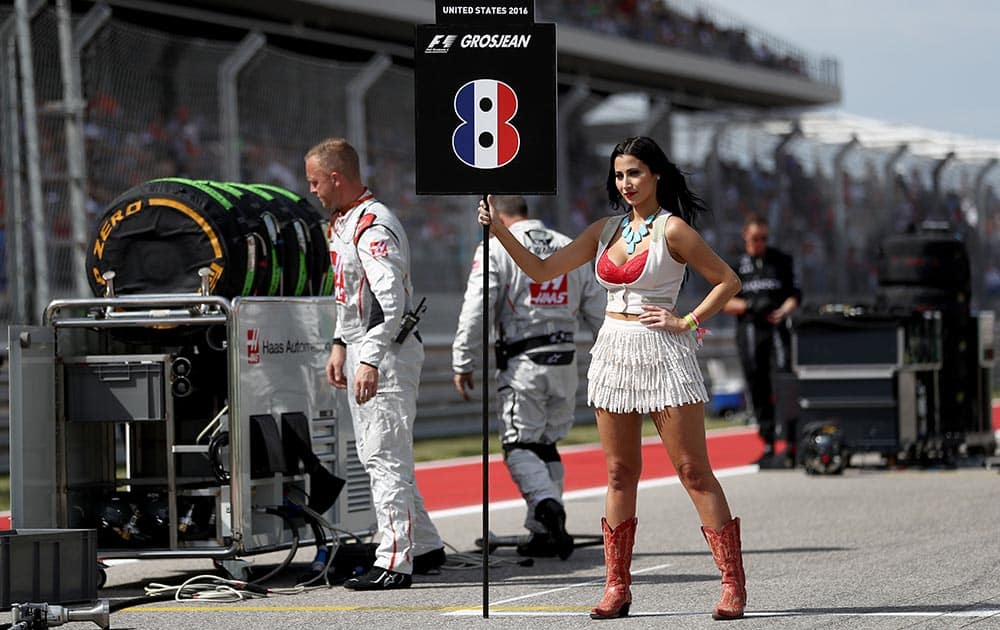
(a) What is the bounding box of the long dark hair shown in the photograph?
[605,136,708,229]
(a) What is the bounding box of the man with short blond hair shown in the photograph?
[305,137,444,589]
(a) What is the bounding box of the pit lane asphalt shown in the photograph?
[99,464,1000,630]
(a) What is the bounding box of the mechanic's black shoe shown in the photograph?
[516,533,560,558]
[413,547,446,574]
[755,454,784,469]
[784,450,798,469]
[754,444,778,468]
[535,498,575,560]
[343,566,412,590]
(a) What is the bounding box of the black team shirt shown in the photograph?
[730,248,802,325]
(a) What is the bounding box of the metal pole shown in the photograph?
[882,143,908,233]
[771,121,802,243]
[346,53,392,177]
[635,96,670,140]
[931,151,955,223]
[73,1,112,51]
[555,82,588,233]
[55,0,91,297]
[973,159,997,311]
[0,15,27,323]
[478,196,490,618]
[14,0,50,322]
[832,135,859,296]
[218,31,266,181]
[706,121,726,243]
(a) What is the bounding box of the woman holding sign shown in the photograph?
[477,136,746,620]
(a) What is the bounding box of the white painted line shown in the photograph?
[446,608,1000,619]
[746,610,1000,619]
[429,464,758,520]
[416,426,760,471]
[444,562,674,616]
[489,561,673,607]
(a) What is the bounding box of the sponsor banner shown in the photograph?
[234,298,340,429]
[415,22,556,194]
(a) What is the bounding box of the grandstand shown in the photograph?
[3,0,1000,444]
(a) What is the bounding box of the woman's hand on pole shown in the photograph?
[478,196,501,233]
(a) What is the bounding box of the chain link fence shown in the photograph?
[5,4,999,326]
[0,2,998,468]
[82,17,232,197]
[2,4,999,335]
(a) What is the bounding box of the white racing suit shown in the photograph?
[452,219,605,534]
[329,192,442,575]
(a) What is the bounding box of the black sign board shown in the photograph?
[415,19,556,194]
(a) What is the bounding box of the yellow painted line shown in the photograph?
[116,605,589,613]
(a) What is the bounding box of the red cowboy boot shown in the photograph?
[590,517,637,619]
[701,517,747,620]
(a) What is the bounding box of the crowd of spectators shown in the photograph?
[68,84,1000,312]
[11,5,996,317]
[536,0,813,79]
[551,128,1000,318]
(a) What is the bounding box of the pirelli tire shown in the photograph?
[202,180,291,297]
[87,178,331,300]
[230,182,324,297]
[87,178,261,299]
[247,183,334,297]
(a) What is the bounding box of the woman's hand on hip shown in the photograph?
[638,304,687,333]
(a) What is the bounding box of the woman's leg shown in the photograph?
[591,408,642,619]
[651,402,732,530]
[595,408,643,527]
[653,402,746,619]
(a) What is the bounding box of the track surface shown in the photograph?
[91,425,999,630]
[416,425,765,512]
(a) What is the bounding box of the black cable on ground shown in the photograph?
[297,509,332,587]
[249,507,300,585]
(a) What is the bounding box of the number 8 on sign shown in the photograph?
[452,79,520,169]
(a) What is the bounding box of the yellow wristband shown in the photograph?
[684,313,698,330]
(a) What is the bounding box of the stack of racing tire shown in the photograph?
[86,178,333,299]
[875,222,983,461]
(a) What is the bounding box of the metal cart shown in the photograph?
[8,292,375,567]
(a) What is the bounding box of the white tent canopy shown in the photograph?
[766,110,1000,162]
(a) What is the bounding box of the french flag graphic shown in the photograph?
[452,79,520,169]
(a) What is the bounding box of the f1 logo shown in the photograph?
[452,79,520,169]
[425,34,457,54]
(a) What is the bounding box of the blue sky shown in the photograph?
[704,0,1000,142]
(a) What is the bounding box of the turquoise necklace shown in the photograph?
[620,209,660,255]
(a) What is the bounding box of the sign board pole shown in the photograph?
[481,199,490,618]
[415,1,555,618]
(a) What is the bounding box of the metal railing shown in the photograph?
[536,0,840,87]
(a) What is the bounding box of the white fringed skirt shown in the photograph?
[587,316,708,414]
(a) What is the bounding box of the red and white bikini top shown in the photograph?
[594,212,686,315]
[597,248,648,285]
